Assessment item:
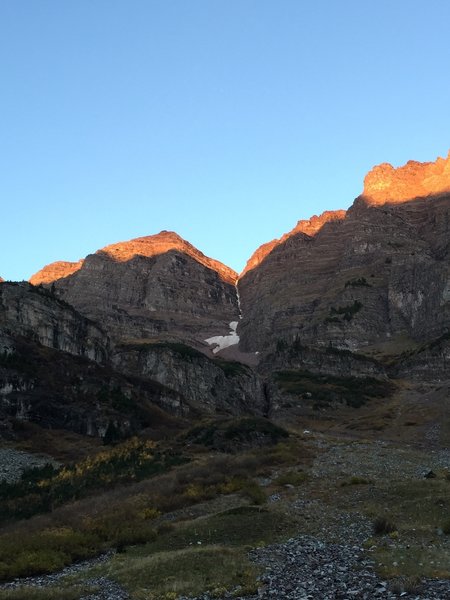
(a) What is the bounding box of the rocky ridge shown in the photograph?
[1,150,450,440]
[363,150,450,205]
[238,151,450,361]
[30,231,239,346]
[30,260,85,285]
[31,231,237,287]
[241,210,346,276]
[0,282,108,363]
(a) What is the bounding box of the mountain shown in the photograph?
[0,281,265,440]
[3,151,450,597]
[30,231,239,346]
[0,149,448,442]
[238,152,450,368]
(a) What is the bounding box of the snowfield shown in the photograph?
[205,321,240,354]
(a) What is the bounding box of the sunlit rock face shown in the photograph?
[241,211,346,276]
[30,260,84,285]
[238,153,450,355]
[30,231,239,345]
[362,151,450,205]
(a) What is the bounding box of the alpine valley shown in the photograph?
[2,151,450,600]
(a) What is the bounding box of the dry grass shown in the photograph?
[100,546,259,600]
[0,585,97,600]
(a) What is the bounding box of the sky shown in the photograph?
[1,0,450,281]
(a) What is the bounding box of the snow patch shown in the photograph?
[205,321,240,354]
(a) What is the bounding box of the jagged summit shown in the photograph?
[30,260,84,285]
[30,230,237,286]
[28,230,239,344]
[98,231,237,284]
[241,210,346,276]
[240,151,450,278]
[362,150,450,205]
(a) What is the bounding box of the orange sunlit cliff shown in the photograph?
[30,231,237,286]
[30,260,85,285]
[240,210,347,276]
[363,150,450,205]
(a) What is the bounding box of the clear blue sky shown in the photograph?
[1,0,450,281]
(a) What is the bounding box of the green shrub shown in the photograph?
[212,359,250,377]
[442,520,450,534]
[345,277,371,288]
[327,300,363,322]
[240,481,266,505]
[185,418,288,453]
[275,369,392,408]
[373,516,397,535]
[275,470,307,486]
[0,438,188,523]
[341,476,371,486]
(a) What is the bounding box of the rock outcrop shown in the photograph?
[7,148,449,433]
[30,231,239,345]
[362,150,450,205]
[394,332,450,381]
[238,152,450,360]
[0,332,186,439]
[30,260,84,285]
[0,282,109,363]
[241,211,346,276]
[113,341,267,416]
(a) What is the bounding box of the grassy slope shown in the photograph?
[3,382,450,598]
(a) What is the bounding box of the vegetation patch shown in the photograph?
[81,500,299,599]
[274,470,308,486]
[0,349,38,375]
[0,437,187,522]
[120,341,249,378]
[0,586,98,600]
[97,545,259,600]
[341,476,371,486]
[325,300,363,323]
[126,504,293,556]
[0,432,309,582]
[274,369,393,408]
[373,516,397,535]
[344,277,371,288]
[184,418,289,452]
[212,358,250,377]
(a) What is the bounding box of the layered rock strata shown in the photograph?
[31,232,239,345]
[113,341,266,416]
[0,282,109,363]
[238,152,450,356]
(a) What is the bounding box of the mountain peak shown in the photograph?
[30,231,237,286]
[30,260,85,285]
[241,209,346,276]
[363,150,450,205]
[97,231,237,284]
